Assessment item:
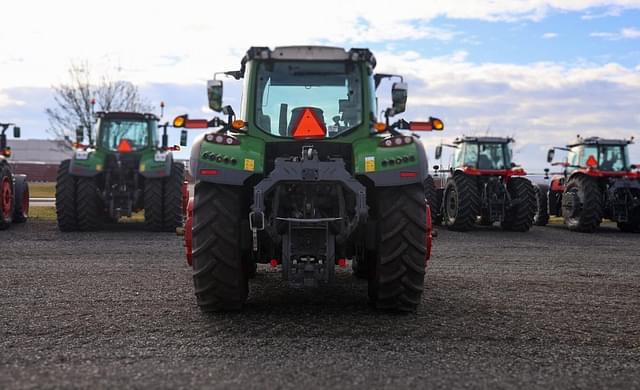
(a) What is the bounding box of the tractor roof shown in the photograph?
[453,136,514,144]
[239,46,376,75]
[95,112,159,121]
[567,136,633,147]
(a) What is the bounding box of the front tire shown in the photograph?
[55,160,78,232]
[562,175,603,232]
[617,206,640,233]
[501,177,536,232]
[424,175,443,225]
[368,184,427,312]
[192,183,248,312]
[443,173,480,231]
[533,184,550,226]
[144,162,185,232]
[12,174,29,223]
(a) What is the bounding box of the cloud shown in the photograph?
[581,6,623,19]
[2,0,640,168]
[370,49,640,169]
[542,32,559,39]
[591,27,640,39]
[3,0,640,90]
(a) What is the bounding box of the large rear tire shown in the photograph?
[55,160,78,232]
[144,162,185,232]
[533,184,550,226]
[192,183,248,312]
[76,177,103,231]
[501,177,536,232]
[443,173,480,231]
[368,184,427,312]
[12,174,29,223]
[562,175,602,233]
[0,165,13,229]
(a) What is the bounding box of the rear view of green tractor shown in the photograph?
[176,46,443,312]
[56,111,187,231]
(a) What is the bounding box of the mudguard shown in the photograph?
[189,133,263,185]
[68,150,103,177]
[139,151,173,178]
[353,136,427,187]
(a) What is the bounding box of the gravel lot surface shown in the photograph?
[1,220,639,389]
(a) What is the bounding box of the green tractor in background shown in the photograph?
[56,107,188,231]
[175,46,443,312]
[1,123,29,229]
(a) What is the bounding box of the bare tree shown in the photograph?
[45,61,152,147]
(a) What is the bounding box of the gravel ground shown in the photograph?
[1,220,639,389]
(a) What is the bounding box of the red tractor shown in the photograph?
[432,136,535,232]
[536,136,640,232]
[0,123,29,229]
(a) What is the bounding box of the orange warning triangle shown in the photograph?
[586,154,598,168]
[292,108,326,139]
[117,139,133,152]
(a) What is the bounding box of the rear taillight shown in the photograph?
[380,136,413,147]
[205,133,240,145]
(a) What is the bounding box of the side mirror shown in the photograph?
[75,126,84,144]
[435,145,442,160]
[389,82,408,116]
[207,80,224,112]
[180,130,188,146]
[544,167,550,179]
[13,126,20,138]
[547,148,555,163]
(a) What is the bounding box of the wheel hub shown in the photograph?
[446,188,458,219]
[562,191,581,218]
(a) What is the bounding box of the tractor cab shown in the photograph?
[436,136,523,176]
[454,137,513,171]
[95,112,159,153]
[547,137,633,174]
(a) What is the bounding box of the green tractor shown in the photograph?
[175,46,444,312]
[1,123,29,229]
[56,108,188,231]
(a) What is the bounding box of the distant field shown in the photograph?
[29,182,56,198]
[27,206,145,222]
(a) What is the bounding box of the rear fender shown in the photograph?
[190,133,263,185]
[354,137,426,187]
[139,151,173,178]
[68,150,104,177]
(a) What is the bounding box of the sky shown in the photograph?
[1,0,640,171]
